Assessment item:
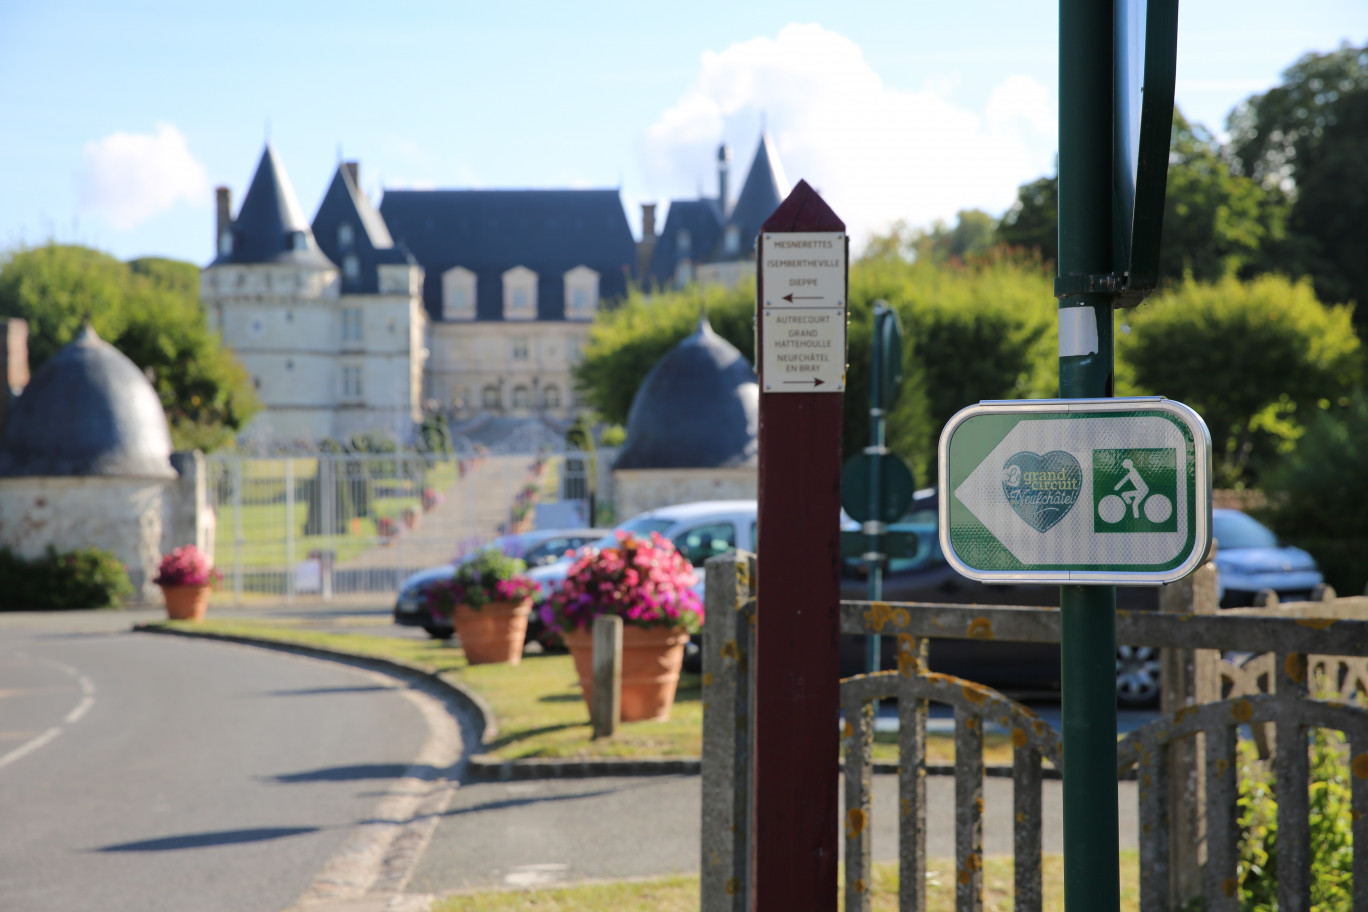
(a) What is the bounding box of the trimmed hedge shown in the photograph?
[0,546,133,610]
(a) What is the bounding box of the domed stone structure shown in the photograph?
[0,326,182,602]
[612,318,759,518]
[0,325,175,479]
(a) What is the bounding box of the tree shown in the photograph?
[0,244,259,451]
[996,175,1058,266]
[1119,273,1360,485]
[1158,110,1288,282]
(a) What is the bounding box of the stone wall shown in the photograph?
[613,466,758,520]
[0,477,168,603]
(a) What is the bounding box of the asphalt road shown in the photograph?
[0,624,434,912]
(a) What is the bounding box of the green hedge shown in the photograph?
[0,546,133,610]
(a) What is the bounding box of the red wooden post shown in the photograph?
[754,180,846,910]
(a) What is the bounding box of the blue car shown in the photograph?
[1212,508,1323,607]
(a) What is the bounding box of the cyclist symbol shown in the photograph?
[1097,458,1172,524]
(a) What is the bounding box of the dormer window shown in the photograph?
[218,232,233,256]
[678,229,692,255]
[338,223,354,247]
[502,266,537,321]
[343,255,360,282]
[563,266,599,321]
[290,231,307,251]
[442,266,477,320]
[724,225,741,255]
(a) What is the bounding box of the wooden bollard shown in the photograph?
[591,615,622,739]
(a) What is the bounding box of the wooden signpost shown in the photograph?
[754,180,847,910]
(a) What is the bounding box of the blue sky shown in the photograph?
[1,1,1363,265]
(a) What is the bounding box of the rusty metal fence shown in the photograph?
[701,551,1368,912]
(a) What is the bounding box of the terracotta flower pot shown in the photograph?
[453,598,532,665]
[563,625,689,722]
[161,584,211,621]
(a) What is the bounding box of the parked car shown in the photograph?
[526,500,759,669]
[839,489,1168,706]
[1211,508,1323,607]
[393,529,607,639]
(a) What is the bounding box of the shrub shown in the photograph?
[0,546,133,610]
[1236,726,1354,911]
[1257,390,1368,596]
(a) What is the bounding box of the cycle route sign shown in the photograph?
[938,397,1212,585]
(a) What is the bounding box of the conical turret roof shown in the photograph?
[613,318,758,470]
[0,326,175,479]
[715,132,790,261]
[214,143,333,268]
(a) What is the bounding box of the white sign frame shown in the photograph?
[759,231,847,393]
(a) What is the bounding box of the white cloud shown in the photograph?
[641,24,1057,251]
[77,123,208,230]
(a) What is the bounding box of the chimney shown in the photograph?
[0,319,29,434]
[636,203,659,280]
[717,143,732,213]
[344,161,360,188]
[215,186,232,255]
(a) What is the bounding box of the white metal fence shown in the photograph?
[206,449,615,603]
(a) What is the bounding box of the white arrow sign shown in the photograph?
[938,397,1212,585]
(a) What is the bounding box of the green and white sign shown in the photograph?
[938,397,1211,585]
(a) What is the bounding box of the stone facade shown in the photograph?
[202,260,426,442]
[428,319,588,417]
[613,467,758,521]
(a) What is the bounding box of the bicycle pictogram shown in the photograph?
[1097,457,1172,525]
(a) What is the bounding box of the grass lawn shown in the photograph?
[433,851,1141,911]
[157,620,1021,765]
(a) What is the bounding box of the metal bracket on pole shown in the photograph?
[1054,272,1152,307]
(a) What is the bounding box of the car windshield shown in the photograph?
[1214,512,1279,550]
[590,517,676,550]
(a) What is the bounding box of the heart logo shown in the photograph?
[1000,450,1082,533]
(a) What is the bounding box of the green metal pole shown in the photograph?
[1058,1,1119,910]
[866,304,887,673]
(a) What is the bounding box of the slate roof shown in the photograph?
[713,132,789,262]
[311,164,412,294]
[0,326,175,479]
[215,144,333,269]
[613,318,758,471]
[379,190,637,322]
[643,199,724,289]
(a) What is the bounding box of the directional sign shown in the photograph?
[841,451,915,524]
[759,231,846,392]
[938,397,1211,585]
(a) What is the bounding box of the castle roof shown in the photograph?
[311,164,412,294]
[713,132,790,262]
[379,189,636,322]
[214,143,333,269]
[613,318,758,471]
[643,199,724,289]
[0,326,175,479]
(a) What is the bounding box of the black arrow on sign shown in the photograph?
[782,293,824,303]
[782,378,826,387]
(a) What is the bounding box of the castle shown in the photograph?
[201,134,787,443]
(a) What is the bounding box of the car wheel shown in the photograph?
[1116,645,1161,708]
[423,625,454,640]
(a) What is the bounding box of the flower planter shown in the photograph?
[453,598,532,665]
[160,584,211,621]
[563,625,689,722]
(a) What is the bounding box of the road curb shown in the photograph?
[130,625,1084,782]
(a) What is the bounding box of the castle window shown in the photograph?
[341,365,363,400]
[341,307,363,342]
[677,229,691,255]
[219,232,233,256]
[482,385,501,409]
[442,266,477,320]
[511,385,532,409]
[338,223,354,247]
[291,231,307,251]
[724,225,741,255]
[501,266,537,320]
[512,336,530,361]
[563,266,599,321]
[343,255,360,281]
[542,385,561,409]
